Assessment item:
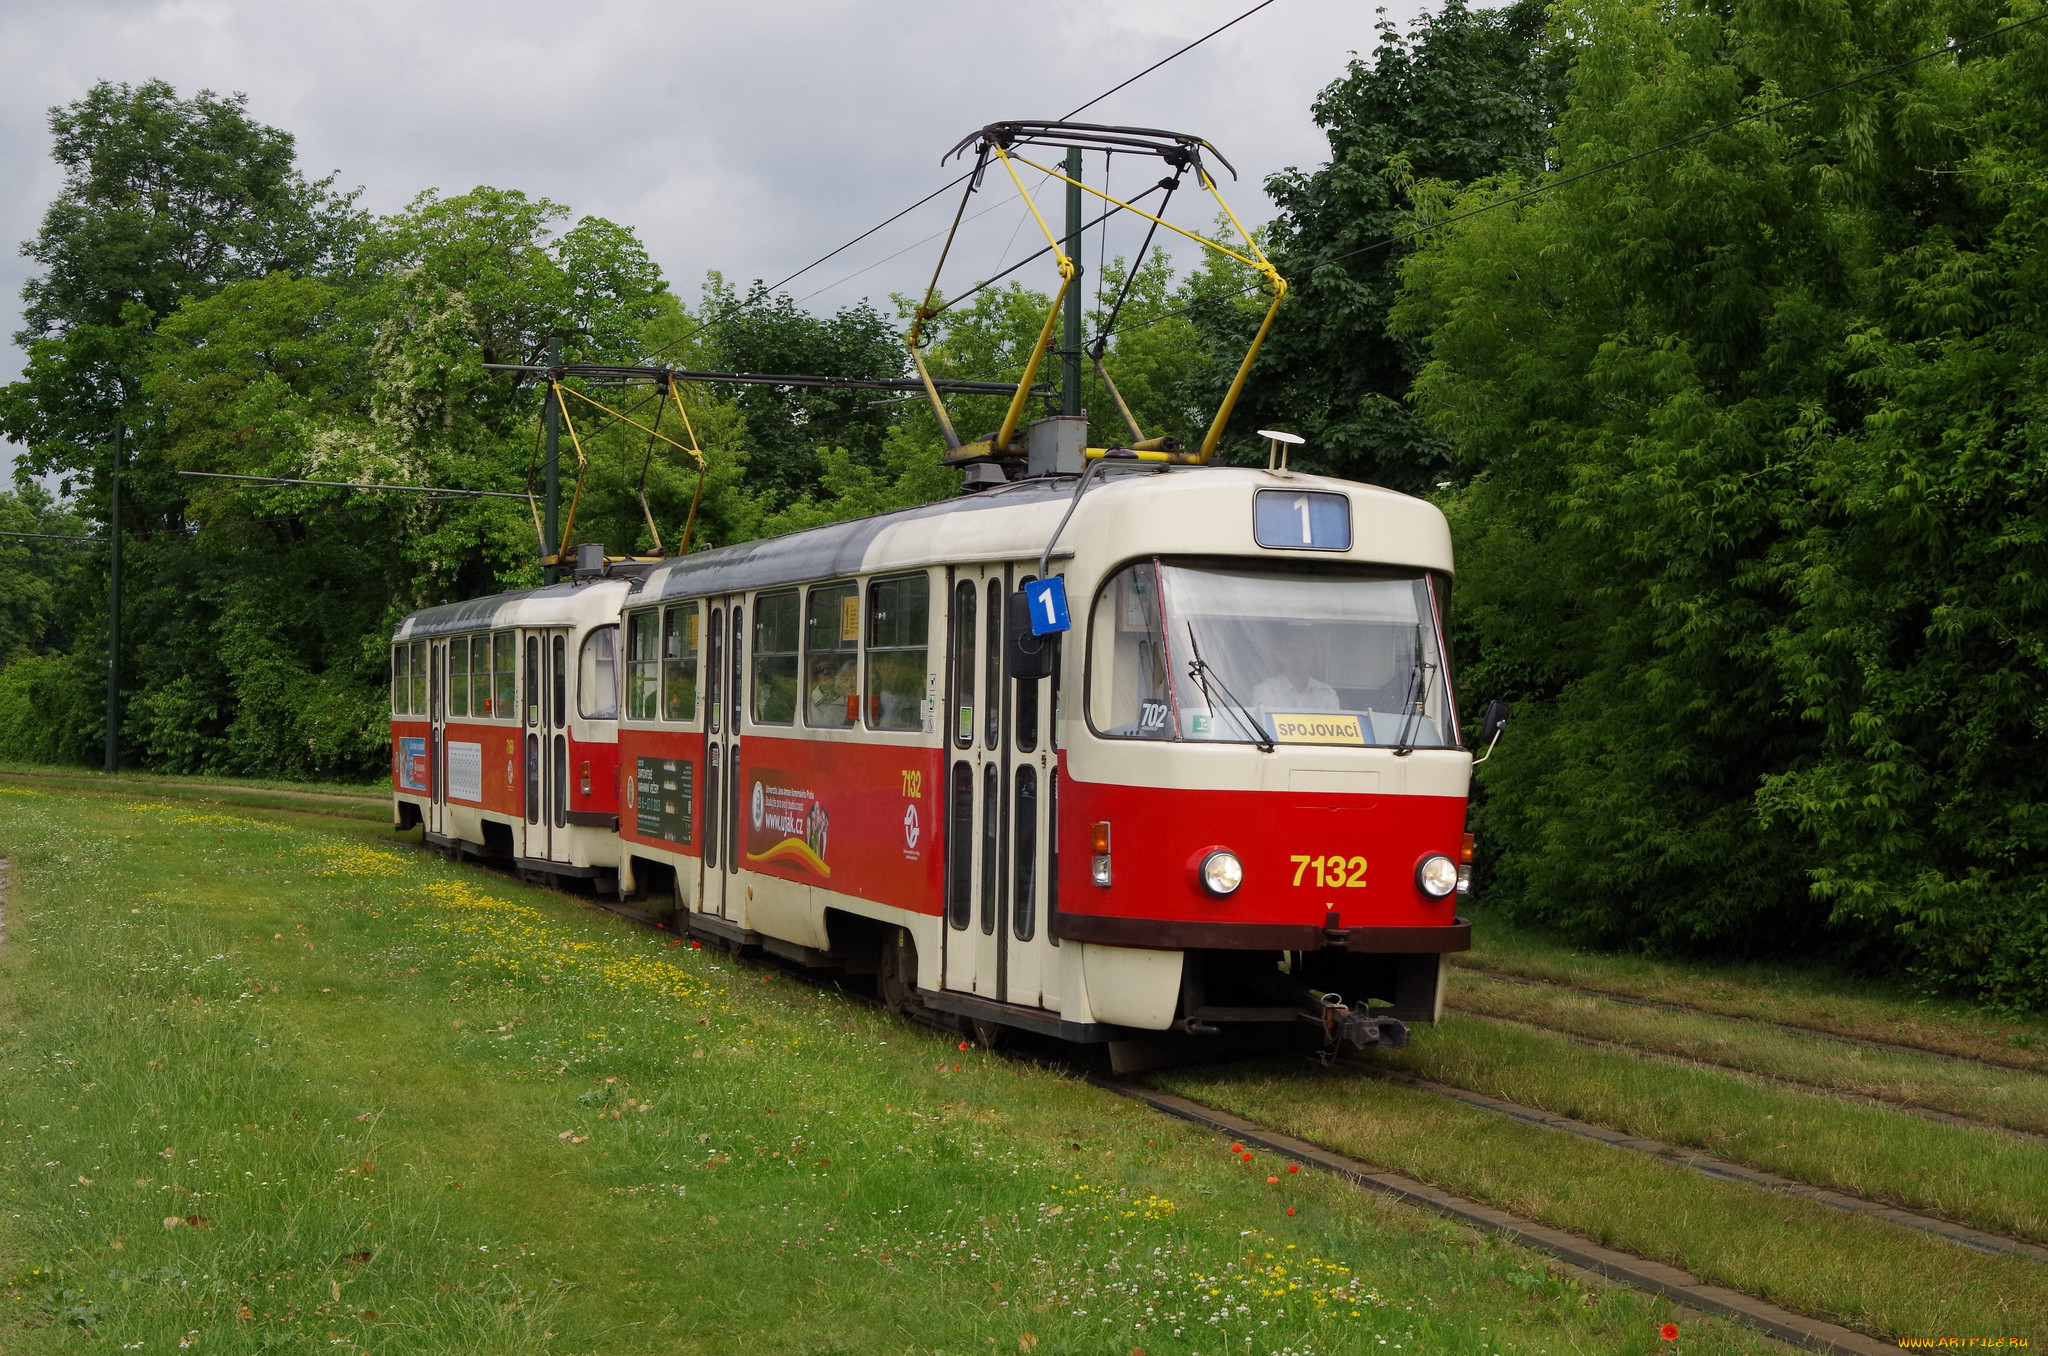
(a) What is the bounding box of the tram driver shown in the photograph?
[1251,629,1339,714]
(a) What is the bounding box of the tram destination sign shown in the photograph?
[1270,713,1365,746]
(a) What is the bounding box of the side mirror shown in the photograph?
[1005,590,1057,680]
[1479,699,1509,745]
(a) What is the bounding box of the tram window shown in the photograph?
[803,582,859,729]
[409,642,428,715]
[752,590,800,725]
[704,744,721,870]
[391,645,407,716]
[1013,765,1037,941]
[866,573,929,731]
[551,635,567,728]
[1087,562,1173,739]
[625,610,660,720]
[980,761,1000,934]
[1015,576,1038,753]
[950,580,976,748]
[1046,769,1059,946]
[470,634,491,717]
[493,633,516,720]
[663,603,699,721]
[449,636,469,718]
[578,626,618,719]
[984,580,1003,748]
[946,761,973,930]
[706,607,724,733]
[1088,560,1456,748]
[524,636,540,728]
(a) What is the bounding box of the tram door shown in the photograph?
[944,565,1052,1004]
[520,628,570,861]
[428,640,447,837]
[698,595,746,925]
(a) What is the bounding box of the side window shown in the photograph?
[625,611,660,720]
[984,579,1002,748]
[1015,574,1039,753]
[493,632,516,721]
[391,644,407,716]
[804,582,859,729]
[706,606,724,733]
[866,572,929,731]
[663,603,699,722]
[408,641,427,715]
[551,635,567,728]
[525,636,540,728]
[1087,561,1173,740]
[751,590,800,725]
[449,636,470,718]
[578,626,618,720]
[472,634,492,717]
[951,579,977,748]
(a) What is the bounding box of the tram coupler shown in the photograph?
[1305,993,1410,1052]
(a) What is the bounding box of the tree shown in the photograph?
[1186,0,1564,490]
[1394,0,2048,1005]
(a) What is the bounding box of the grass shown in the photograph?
[0,763,387,823]
[1356,1014,2048,1243]
[1154,1061,2048,1345]
[1447,969,2048,1136]
[1454,908,2048,1073]
[0,777,1782,1356]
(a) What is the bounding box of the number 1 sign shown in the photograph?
[1023,577,1071,636]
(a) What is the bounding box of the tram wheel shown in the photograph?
[878,927,916,1015]
[971,1017,1010,1050]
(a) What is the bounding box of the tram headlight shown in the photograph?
[1199,849,1244,897]
[1415,853,1459,899]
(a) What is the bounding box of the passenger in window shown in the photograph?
[1252,630,1339,713]
[807,656,855,727]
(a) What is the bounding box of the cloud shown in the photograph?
[0,0,1430,424]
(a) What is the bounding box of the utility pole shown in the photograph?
[543,335,562,577]
[1063,147,1084,421]
[104,421,123,774]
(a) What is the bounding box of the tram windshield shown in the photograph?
[1088,560,1456,749]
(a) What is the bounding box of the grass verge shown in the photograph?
[0,765,386,823]
[0,780,1781,1355]
[1155,1061,2047,1345]
[1448,970,2048,1136]
[1455,908,2048,1073]
[1358,1014,2048,1243]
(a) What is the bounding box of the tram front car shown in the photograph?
[1055,465,1469,1056]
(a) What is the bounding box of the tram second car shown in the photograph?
[391,465,1473,1062]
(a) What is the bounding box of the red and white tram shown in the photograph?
[392,464,1472,1064]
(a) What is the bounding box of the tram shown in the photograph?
[389,120,1475,1067]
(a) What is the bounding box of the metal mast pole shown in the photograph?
[1062,148,1084,420]
[543,334,562,574]
[104,421,123,774]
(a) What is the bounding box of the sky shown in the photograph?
[0,0,1432,471]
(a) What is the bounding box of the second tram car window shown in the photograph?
[390,644,406,715]
[752,591,800,725]
[449,636,469,718]
[578,626,618,719]
[803,582,859,728]
[979,761,1000,934]
[950,579,976,748]
[409,641,428,715]
[946,761,973,930]
[524,637,540,727]
[471,635,491,717]
[493,633,515,719]
[1088,563,1172,739]
[1014,575,1039,753]
[1013,764,1037,940]
[625,611,660,720]
[705,607,723,733]
[662,603,699,721]
[865,573,928,731]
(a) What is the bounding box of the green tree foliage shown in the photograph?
[1186,0,1564,489]
[1396,0,2048,1005]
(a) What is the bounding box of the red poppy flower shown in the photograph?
[958,1041,969,1051]
[690,940,702,949]
[1266,1175,1279,1185]
[1239,1151,1253,1162]
[1285,1207,1295,1216]
[1231,1143,1244,1153]
[952,1064,961,1071]
[1287,1164,1300,1174]
[1660,1324,1679,1342]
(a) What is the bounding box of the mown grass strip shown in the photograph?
[1448,972,2048,1137]
[0,766,387,823]
[1156,1061,2048,1343]
[1456,910,2048,1074]
[0,783,1782,1355]
[1358,1015,2048,1245]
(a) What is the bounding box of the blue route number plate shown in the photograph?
[1023,577,1071,635]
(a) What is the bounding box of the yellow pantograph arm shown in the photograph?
[983,143,1075,453]
[1005,150,1278,283]
[556,381,706,468]
[550,381,590,560]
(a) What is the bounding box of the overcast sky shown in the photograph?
[2,0,1430,469]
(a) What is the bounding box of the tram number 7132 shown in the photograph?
[1291,855,1368,888]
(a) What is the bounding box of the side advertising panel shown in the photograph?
[736,737,944,915]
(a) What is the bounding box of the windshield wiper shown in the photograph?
[1185,623,1275,752]
[1392,623,1438,757]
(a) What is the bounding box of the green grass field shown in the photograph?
[0,778,1778,1356]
